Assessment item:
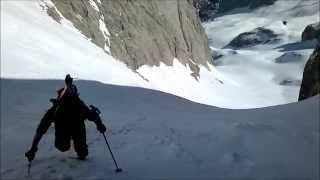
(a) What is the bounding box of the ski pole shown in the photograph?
[27,161,32,176]
[102,133,122,173]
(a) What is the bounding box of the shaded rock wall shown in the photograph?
[302,22,320,42]
[299,45,320,100]
[193,0,277,21]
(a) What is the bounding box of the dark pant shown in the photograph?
[55,126,88,158]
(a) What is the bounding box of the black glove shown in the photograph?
[50,98,59,106]
[97,124,106,133]
[25,147,37,162]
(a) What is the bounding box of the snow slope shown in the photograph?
[205,0,319,48]
[1,0,318,109]
[203,0,319,107]
[0,0,147,87]
[1,79,319,179]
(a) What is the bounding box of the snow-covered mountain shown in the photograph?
[1,0,319,109]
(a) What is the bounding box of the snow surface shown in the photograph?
[203,0,319,107]
[99,14,111,53]
[1,79,319,179]
[205,0,319,48]
[0,0,147,87]
[1,0,319,109]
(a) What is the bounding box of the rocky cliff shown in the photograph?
[302,22,320,42]
[299,45,320,100]
[46,0,211,78]
[192,0,218,22]
[193,0,277,21]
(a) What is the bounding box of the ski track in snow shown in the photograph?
[1,79,319,179]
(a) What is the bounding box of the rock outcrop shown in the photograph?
[192,0,218,22]
[219,0,277,13]
[275,52,303,63]
[224,27,280,49]
[302,22,320,42]
[192,0,277,21]
[48,0,211,77]
[299,45,320,100]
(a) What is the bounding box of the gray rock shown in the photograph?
[225,27,280,49]
[192,0,218,22]
[210,49,237,66]
[51,0,107,50]
[50,0,211,77]
[299,45,320,100]
[275,52,303,63]
[302,22,320,42]
[219,0,277,13]
[192,0,277,21]
[46,6,61,24]
[210,52,223,66]
[279,79,301,86]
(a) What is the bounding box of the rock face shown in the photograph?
[275,52,303,63]
[49,0,211,77]
[299,45,320,100]
[302,22,320,42]
[225,27,280,49]
[193,0,277,21]
[279,79,301,86]
[219,0,277,13]
[192,0,218,22]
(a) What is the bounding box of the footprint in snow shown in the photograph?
[1,168,15,176]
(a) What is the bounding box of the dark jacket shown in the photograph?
[30,88,105,157]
